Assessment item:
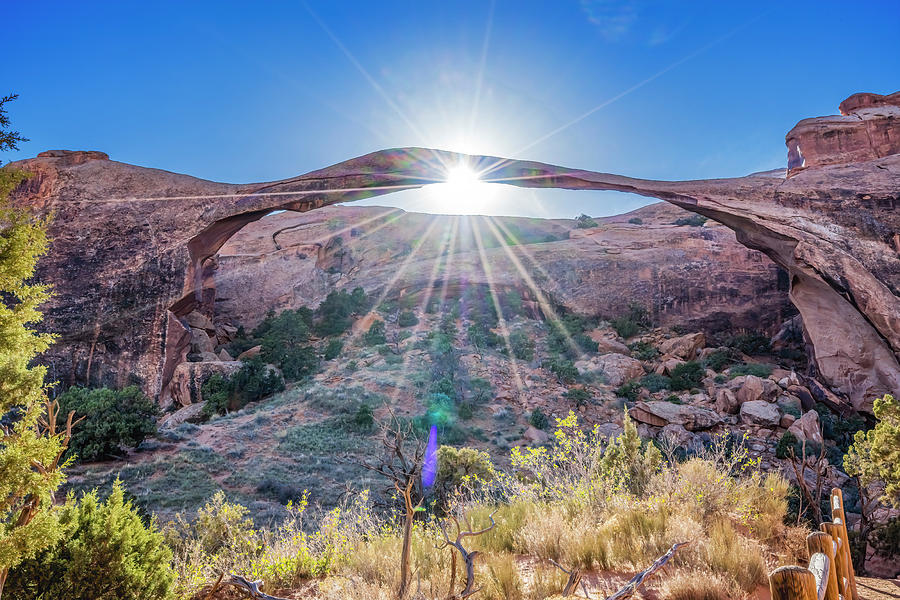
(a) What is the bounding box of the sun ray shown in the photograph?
[469,217,525,397]
[483,216,590,363]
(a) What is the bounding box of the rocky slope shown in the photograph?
[213,202,789,333]
[6,90,899,412]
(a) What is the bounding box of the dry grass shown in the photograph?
[659,570,733,600]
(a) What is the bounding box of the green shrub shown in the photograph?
[775,432,800,459]
[628,217,643,225]
[323,338,343,360]
[610,303,651,339]
[703,348,737,372]
[364,320,387,346]
[616,380,641,401]
[574,213,598,228]
[201,358,285,417]
[673,214,707,227]
[628,341,659,361]
[397,310,419,327]
[640,373,670,393]
[56,386,158,462]
[530,408,549,430]
[727,332,772,355]
[430,376,458,401]
[564,387,592,407]
[6,481,175,600]
[599,411,661,495]
[510,331,535,361]
[669,361,705,391]
[543,356,578,384]
[434,446,495,508]
[315,287,368,336]
[728,363,774,379]
[351,404,374,432]
[468,377,493,404]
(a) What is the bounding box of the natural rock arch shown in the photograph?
[8,92,899,412]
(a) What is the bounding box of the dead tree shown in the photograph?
[548,559,585,597]
[438,511,497,599]
[605,542,688,600]
[787,429,830,525]
[359,414,425,599]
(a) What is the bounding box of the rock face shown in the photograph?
[739,401,781,428]
[630,400,722,431]
[7,91,899,412]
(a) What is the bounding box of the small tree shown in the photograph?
[0,97,78,597]
[844,394,900,571]
[358,416,424,599]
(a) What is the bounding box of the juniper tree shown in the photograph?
[0,93,74,597]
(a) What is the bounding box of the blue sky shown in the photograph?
[5,1,899,218]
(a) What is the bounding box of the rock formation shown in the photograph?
[6,91,898,412]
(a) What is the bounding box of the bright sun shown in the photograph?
[425,163,498,215]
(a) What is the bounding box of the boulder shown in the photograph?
[780,414,797,428]
[776,394,802,416]
[168,360,243,407]
[595,353,645,387]
[787,385,816,411]
[655,357,685,376]
[658,423,700,451]
[596,337,631,355]
[739,400,781,428]
[523,426,549,445]
[237,345,262,361]
[218,348,234,361]
[183,311,215,332]
[190,328,216,354]
[658,332,705,360]
[715,388,740,414]
[731,375,779,404]
[788,410,824,445]
[595,422,623,439]
[630,401,722,431]
[159,402,207,429]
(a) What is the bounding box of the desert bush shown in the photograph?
[315,287,368,336]
[599,411,661,495]
[668,360,704,391]
[397,309,419,327]
[323,338,343,360]
[702,348,737,372]
[6,481,175,600]
[628,340,659,361]
[775,431,799,459]
[564,386,592,407]
[660,571,731,600]
[509,330,535,361]
[639,373,670,392]
[543,356,578,383]
[727,331,772,355]
[610,303,651,339]
[616,380,641,401]
[201,358,285,417]
[673,214,708,227]
[628,217,643,225]
[529,408,549,430]
[479,552,524,600]
[56,385,158,461]
[364,320,387,346]
[574,213,598,228]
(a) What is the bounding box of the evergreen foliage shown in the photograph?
[6,481,175,600]
[56,386,157,462]
[845,394,900,507]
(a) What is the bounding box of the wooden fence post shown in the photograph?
[807,531,839,600]
[769,566,817,600]
[821,522,850,599]
[830,488,859,600]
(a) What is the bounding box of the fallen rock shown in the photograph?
[658,332,705,360]
[631,401,722,431]
[218,348,234,361]
[739,400,781,428]
[595,353,645,387]
[159,402,207,429]
[184,311,215,332]
[190,328,216,354]
[237,345,262,361]
[731,375,779,404]
[523,426,549,445]
[787,385,817,411]
[715,388,740,414]
[655,357,685,376]
[788,410,824,445]
[168,360,243,407]
[780,414,797,428]
[658,423,699,450]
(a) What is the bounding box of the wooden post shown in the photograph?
[807,532,839,600]
[830,488,859,600]
[769,566,817,600]
[821,522,850,599]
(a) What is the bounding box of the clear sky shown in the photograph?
[5,1,899,218]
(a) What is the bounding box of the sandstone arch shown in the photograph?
[8,92,899,412]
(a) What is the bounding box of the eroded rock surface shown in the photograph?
[7,91,899,411]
